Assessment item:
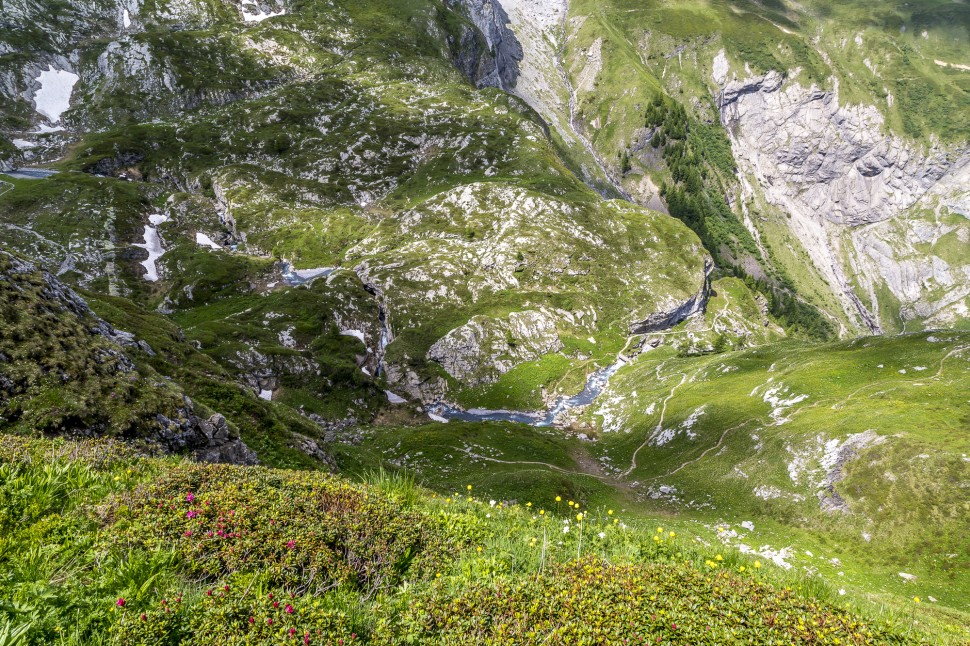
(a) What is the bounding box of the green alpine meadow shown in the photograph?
[0,0,968,643]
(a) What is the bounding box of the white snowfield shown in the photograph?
[240,3,285,22]
[33,66,79,123]
[133,214,170,282]
[195,232,223,249]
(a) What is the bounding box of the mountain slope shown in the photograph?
[0,435,963,644]
[0,0,968,640]
[460,0,970,335]
[1,0,718,418]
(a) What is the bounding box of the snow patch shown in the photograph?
[341,329,366,343]
[282,265,334,285]
[385,390,407,404]
[33,66,79,123]
[195,232,222,249]
[132,214,170,282]
[258,389,273,401]
[241,3,286,22]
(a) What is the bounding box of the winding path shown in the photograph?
[456,446,615,484]
[619,366,691,477]
[443,339,970,490]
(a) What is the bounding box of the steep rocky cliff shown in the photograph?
[444,0,970,335]
[719,69,970,332]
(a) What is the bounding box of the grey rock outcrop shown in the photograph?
[720,72,959,228]
[155,409,257,465]
[719,70,970,331]
[428,309,563,385]
[817,430,884,514]
[446,0,522,90]
[630,257,712,334]
[192,413,258,465]
[289,432,338,470]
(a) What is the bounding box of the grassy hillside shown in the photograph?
[0,435,965,644]
[334,331,970,626]
[1,0,716,416]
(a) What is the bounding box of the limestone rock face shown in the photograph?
[720,71,959,228]
[446,0,522,90]
[720,71,970,331]
[428,310,563,385]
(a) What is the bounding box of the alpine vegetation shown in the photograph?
[0,0,968,643]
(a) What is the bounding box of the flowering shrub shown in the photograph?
[0,439,955,645]
[103,463,454,594]
[110,586,363,645]
[378,557,907,645]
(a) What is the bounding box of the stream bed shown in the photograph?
[427,357,627,427]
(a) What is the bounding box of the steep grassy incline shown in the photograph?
[0,435,964,645]
[589,332,970,604]
[0,248,355,469]
[334,331,970,622]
